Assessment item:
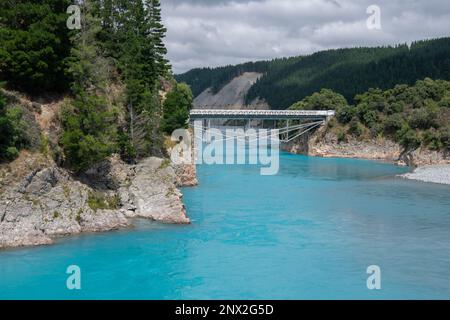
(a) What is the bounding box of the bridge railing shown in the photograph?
[189,109,335,119]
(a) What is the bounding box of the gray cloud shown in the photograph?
[161,0,450,73]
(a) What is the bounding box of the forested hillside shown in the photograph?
[0,0,192,171]
[290,79,450,154]
[175,61,269,98]
[176,38,450,110]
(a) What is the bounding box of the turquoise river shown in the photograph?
[1,152,450,299]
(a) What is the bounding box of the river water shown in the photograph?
[1,152,450,299]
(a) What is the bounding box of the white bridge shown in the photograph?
[189,109,335,121]
[189,109,335,143]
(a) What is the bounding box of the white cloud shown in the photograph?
[161,0,450,73]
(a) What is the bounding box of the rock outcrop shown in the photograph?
[0,152,193,249]
[121,158,190,224]
[283,127,449,167]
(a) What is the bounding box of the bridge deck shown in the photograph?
[190,109,335,120]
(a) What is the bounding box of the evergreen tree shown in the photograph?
[0,0,72,93]
[176,38,450,109]
[0,89,28,161]
[60,0,118,172]
[162,83,193,135]
[148,0,170,77]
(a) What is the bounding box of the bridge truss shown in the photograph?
[189,109,335,143]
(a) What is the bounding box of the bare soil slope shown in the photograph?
[193,72,268,110]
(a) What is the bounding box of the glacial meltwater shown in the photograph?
[1,152,450,299]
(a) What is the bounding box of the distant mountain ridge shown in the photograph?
[175,37,450,109]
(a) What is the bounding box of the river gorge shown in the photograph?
[1,152,450,299]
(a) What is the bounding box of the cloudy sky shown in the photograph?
[161,0,450,74]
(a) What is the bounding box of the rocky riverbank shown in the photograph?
[282,127,450,185]
[0,152,197,249]
[283,127,449,166]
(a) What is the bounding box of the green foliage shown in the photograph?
[87,191,120,212]
[348,118,365,137]
[423,127,450,151]
[162,83,193,135]
[336,105,356,124]
[408,105,438,130]
[178,38,450,110]
[382,113,406,136]
[60,96,118,173]
[0,90,28,162]
[439,95,450,108]
[99,0,171,158]
[350,79,449,151]
[0,0,72,93]
[175,61,269,97]
[287,78,450,152]
[397,124,421,151]
[335,128,346,143]
[289,89,348,111]
[60,0,174,169]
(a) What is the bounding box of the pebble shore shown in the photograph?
[401,165,450,185]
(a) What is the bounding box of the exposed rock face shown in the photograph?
[283,128,449,167]
[0,154,128,248]
[0,153,193,249]
[308,132,400,161]
[173,163,198,187]
[121,157,190,224]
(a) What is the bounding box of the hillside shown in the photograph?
[193,72,268,110]
[176,37,450,110]
[286,78,450,165]
[0,0,196,249]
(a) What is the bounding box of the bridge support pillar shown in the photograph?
[286,120,290,141]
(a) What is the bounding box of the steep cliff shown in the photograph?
[0,152,192,249]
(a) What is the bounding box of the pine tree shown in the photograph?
[148,0,170,77]
[162,83,193,135]
[0,88,28,161]
[61,0,118,172]
[0,0,72,93]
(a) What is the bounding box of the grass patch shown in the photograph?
[63,185,71,199]
[159,159,171,170]
[76,209,83,223]
[87,191,120,212]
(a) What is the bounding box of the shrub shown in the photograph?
[290,89,348,111]
[348,118,365,137]
[408,106,438,130]
[336,105,356,124]
[87,192,120,212]
[362,110,379,127]
[335,128,346,143]
[383,114,406,136]
[0,92,28,162]
[439,95,450,108]
[162,83,193,135]
[397,124,421,150]
[422,129,442,151]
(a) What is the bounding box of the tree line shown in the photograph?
[290,78,450,154]
[0,0,192,171]
[176,38,450,110]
